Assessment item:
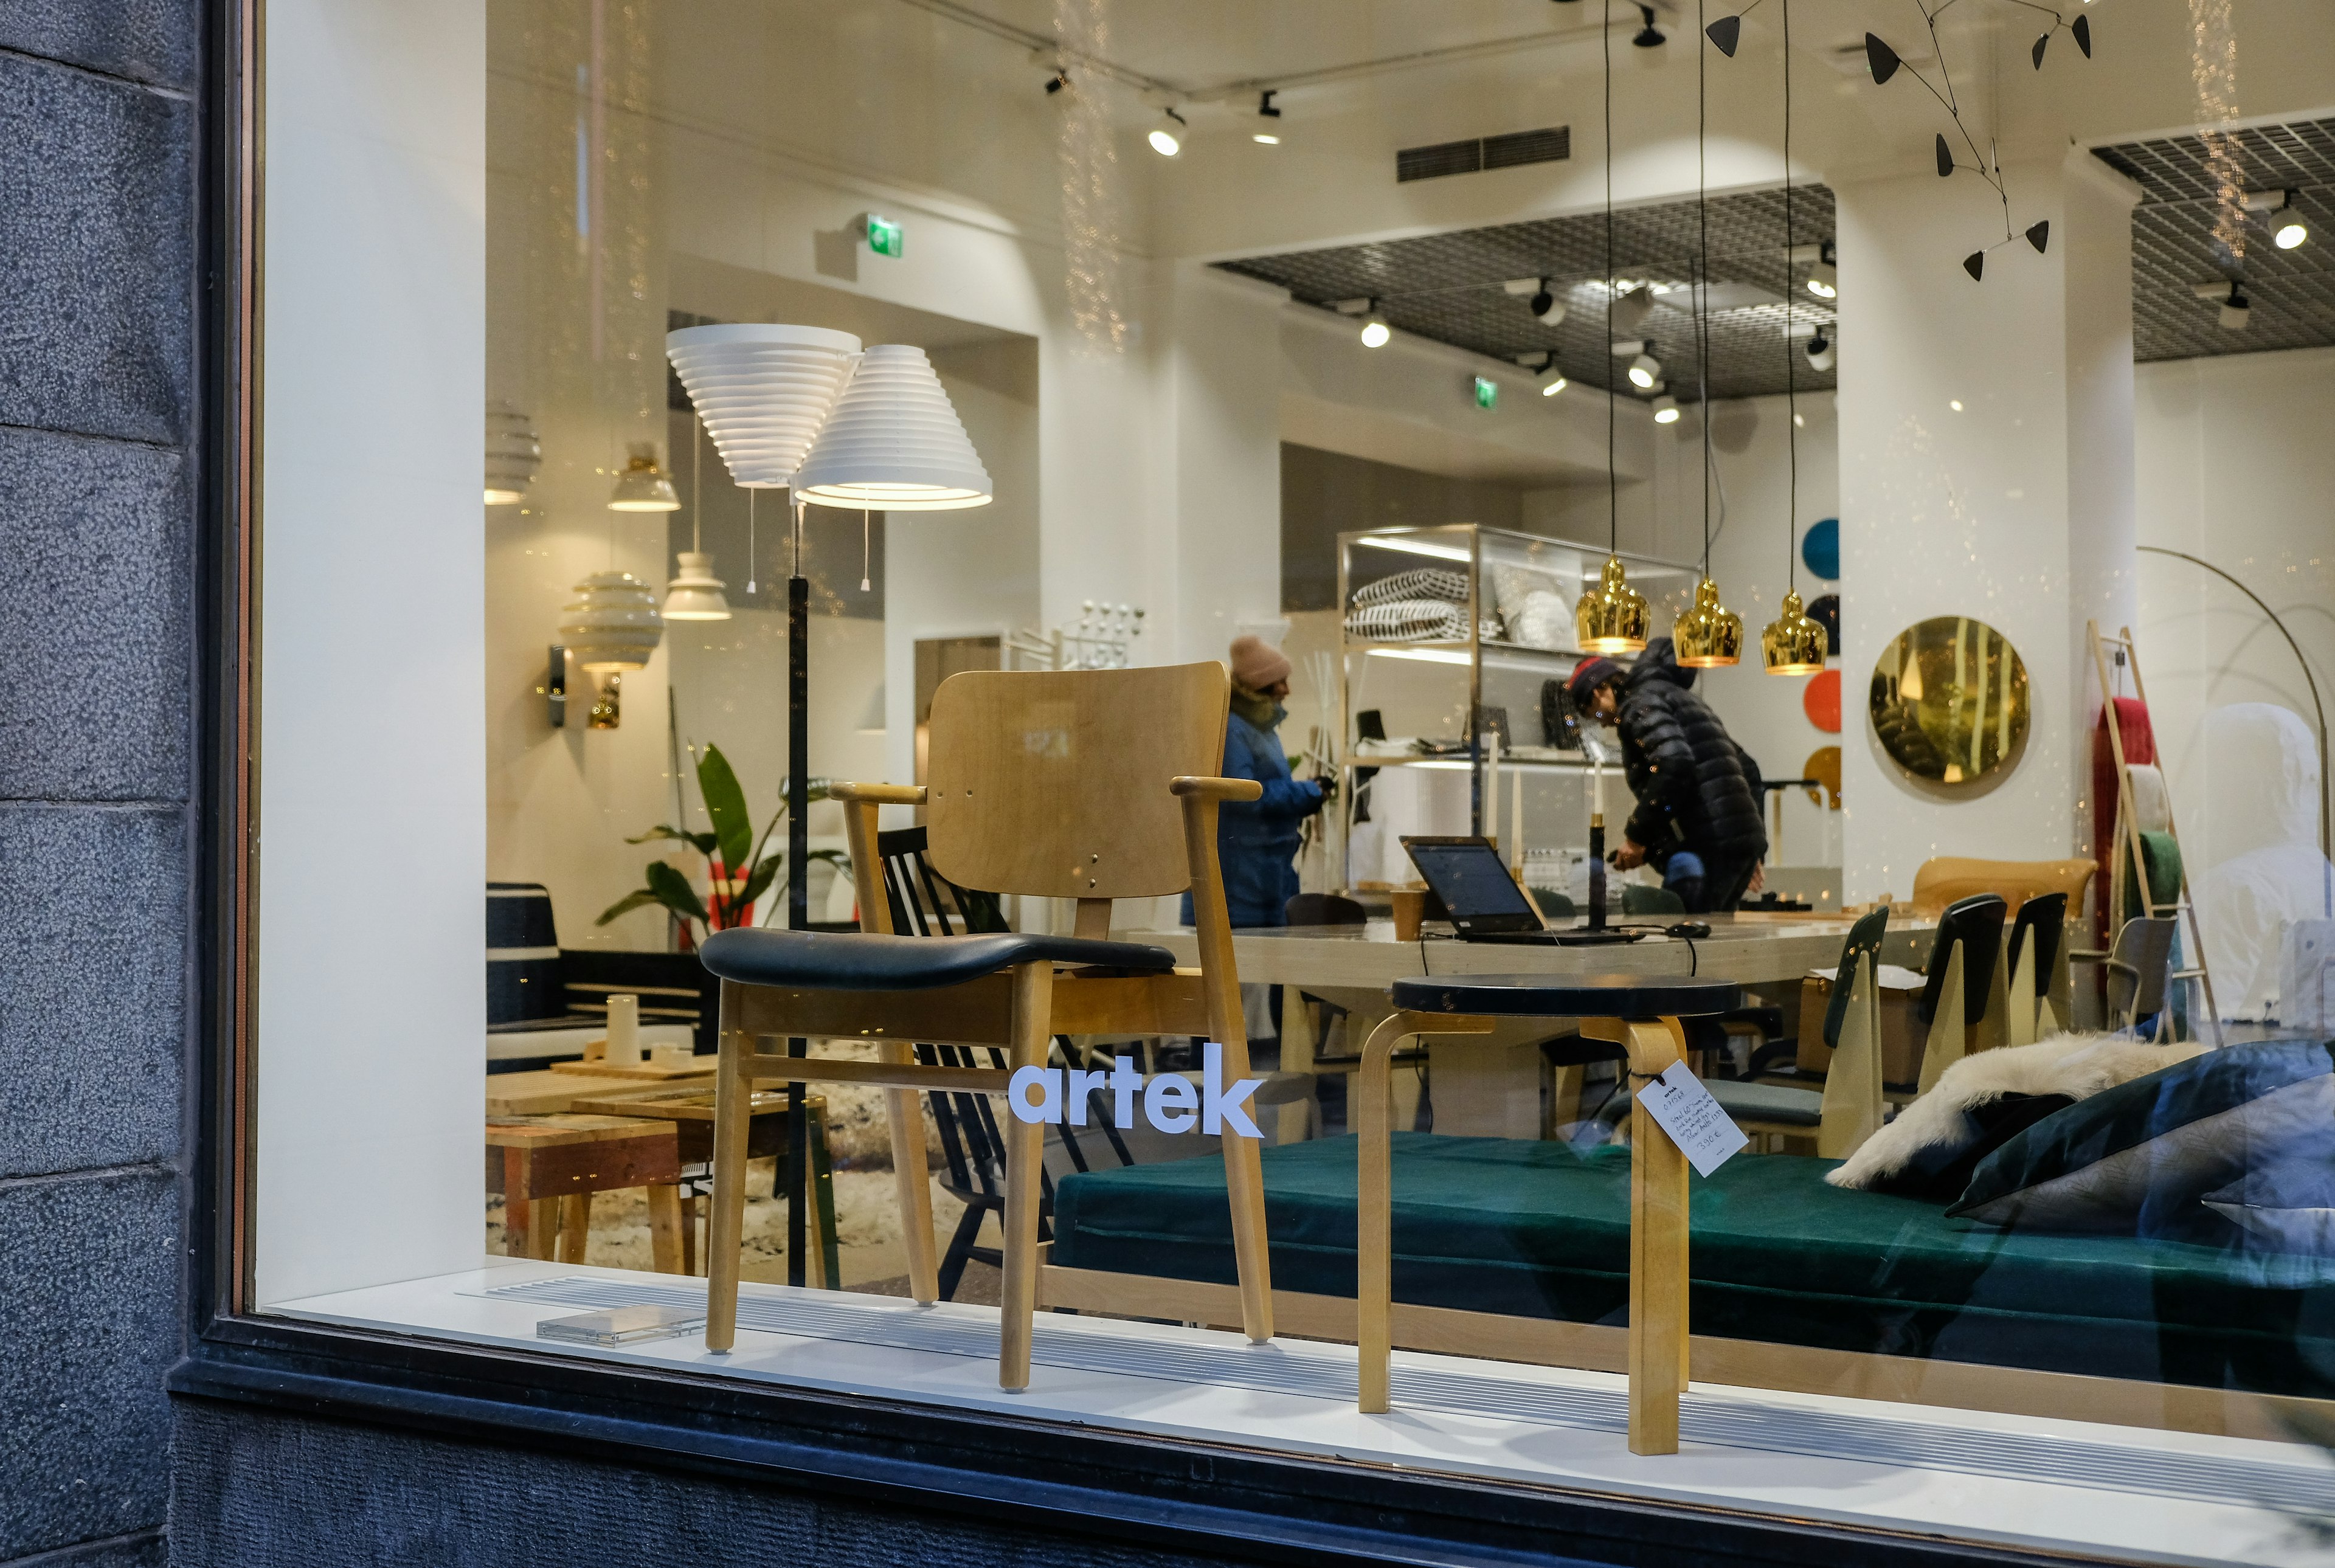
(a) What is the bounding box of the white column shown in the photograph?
[1833,151,2139,902]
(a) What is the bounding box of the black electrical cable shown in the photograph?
[1604,0,1617,554]
[1782,0,1799,598]
[1697,0,1713,581]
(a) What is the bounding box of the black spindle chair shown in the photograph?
[877,826,1133,1300]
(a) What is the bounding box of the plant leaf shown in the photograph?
[595,888,668,927]
[626,824,719,855]
[739,854,783,910]
[645,859,709,924]
[697,744,754,873]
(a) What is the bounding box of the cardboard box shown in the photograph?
[1797,972,1926,1088]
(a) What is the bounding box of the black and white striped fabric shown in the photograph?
[487,882,566,1026]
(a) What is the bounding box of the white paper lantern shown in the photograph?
[792,345,992,511]
[484,402,541,505]
[559,571,664,672]
[664,323,862,488]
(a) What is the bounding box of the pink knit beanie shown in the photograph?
[1228,634,1293,691]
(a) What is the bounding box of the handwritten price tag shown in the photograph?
[1634,1061,1749,1177]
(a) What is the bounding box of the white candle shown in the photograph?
[1510,763,1524,870]
[1486,731,1500,844]
[606,993,641,1065]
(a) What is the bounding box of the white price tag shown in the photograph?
[1634,1061,1749,1177]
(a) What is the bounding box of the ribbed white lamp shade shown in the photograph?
[665,323,862,488]
[484,402,541,505]
[661,552,732,621]
[559,571,665,672]
[792,345,992,511]
[607,442,681,511]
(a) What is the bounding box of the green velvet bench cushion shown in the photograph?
[1050,1133,2335,1395]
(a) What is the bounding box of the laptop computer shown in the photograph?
[1399,835,1643,945]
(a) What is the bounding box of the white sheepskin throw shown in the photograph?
[1825,1034,2206,1192]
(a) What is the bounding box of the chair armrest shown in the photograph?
[1171,775,1264,803]
[828,781,927,806]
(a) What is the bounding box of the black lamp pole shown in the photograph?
[784,501,810,1287]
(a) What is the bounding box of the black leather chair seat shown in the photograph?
[697,927,1178,992]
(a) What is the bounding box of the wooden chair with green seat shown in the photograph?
[696,662,1277,1389]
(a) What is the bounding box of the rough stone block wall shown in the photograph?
[0,5,198,1566]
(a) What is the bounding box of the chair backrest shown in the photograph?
[2108,916,2179,1023]
[1909,856,2094,917]
[924,663,1228,899]
[1622,884,1687,916]
[1286,892,1367,926]
[1823,905,1891,1051]
[2007,891,2067,983]
[1916,894,2007,1027]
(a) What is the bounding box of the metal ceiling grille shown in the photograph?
[1482,125,1571,171]
[1396,139,1482,183]
[1218,185,1837,402]
[2095,119,2335,362]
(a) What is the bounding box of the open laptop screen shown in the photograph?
[1401,837,1543,934]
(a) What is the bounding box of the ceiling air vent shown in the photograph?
[1397,126,1569,182]
[1397,138,1482,183]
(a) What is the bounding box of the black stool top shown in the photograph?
[1391,972,1743,1020]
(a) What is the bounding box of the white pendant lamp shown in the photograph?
[607,442,681,511]
[484,402,541,505]
[559,571,664,672]
[664,323,863,488]
[661,553,732,621]
[792,345,992,511]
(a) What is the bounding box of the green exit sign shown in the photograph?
[865,213,904,257]
[1473,375,1498,410]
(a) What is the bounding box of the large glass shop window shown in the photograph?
[254,1,2335,1558]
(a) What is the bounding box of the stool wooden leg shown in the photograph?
[1624,1017,1690,1457]
[555,1192,591,1263]
[647,1184,686,1275]
[706,988,753,1353]
[882,1038,939,1304]
[998,960,1055,1391]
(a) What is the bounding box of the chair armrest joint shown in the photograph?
[828,781,927,806]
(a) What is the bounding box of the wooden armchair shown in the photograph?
[697,663,1275,1389]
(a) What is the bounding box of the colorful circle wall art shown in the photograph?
[1801,517,1839,581]
[1804,668,1842,733]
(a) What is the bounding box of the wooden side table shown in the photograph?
[486,1114,684,1271]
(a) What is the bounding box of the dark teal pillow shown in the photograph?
[1948,1039,2335,1237]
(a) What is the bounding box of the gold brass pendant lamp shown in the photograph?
[1674,0,1742,669]
[1576,0,1650,655]
[1760,0,1828,678]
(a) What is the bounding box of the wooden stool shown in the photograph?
[1357,973,1743,1456]
[568,1087,840,1284]
[486,1114,683,1270]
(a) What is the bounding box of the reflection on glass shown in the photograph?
[1869,616,2030,786]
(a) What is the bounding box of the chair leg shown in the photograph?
[937,1201,987,1302]
[1355,1012,1417,1415]
[882,1038,940,1304]
[1624,1018,1690,1457]
[556,1192,590,1264]
[705,995,753,1353]
[998,961,1056,1391]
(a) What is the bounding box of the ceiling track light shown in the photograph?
[1341,297,1392,347]
[1518,350,1568,395]
[1610,283,1656,337]
[1805,328,1835,371]
[2220,284,2251,330]
[1253,88,1282,142]
[1805,240,1838,299]
[1627,349,1661,389]
[1650,393,1681,424]
[1631,4,1667,47]
[1043,69,1068,94]
[1148,106,1186,157]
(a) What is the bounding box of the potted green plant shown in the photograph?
[597,742,848,946]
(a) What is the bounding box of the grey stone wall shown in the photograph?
[0,5,198,1567]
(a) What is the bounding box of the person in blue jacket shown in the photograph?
[1181,635,1330,928]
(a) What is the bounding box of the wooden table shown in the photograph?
[485,1065,713,1119]
[486,1114,686,1271]
[1125,916,1935,1140]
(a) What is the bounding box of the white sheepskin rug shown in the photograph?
[1825,1033,2206,1191]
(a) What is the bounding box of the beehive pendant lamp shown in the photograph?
[792,345,993,511]
[1577,0,1648,655]
[1674,0,1742,669]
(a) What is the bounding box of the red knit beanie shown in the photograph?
[1567,656,1624,702]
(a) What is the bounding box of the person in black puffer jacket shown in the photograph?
[1566,638,1768,913]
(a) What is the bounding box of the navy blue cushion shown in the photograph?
[697,927,1177,992]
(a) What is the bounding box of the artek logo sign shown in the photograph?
[1008,1041,1264,1139]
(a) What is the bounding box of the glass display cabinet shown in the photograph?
[1333,523,1699,893]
